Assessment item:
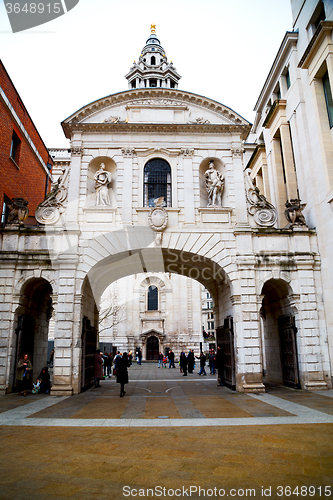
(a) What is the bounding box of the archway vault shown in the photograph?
[83,246,232,308]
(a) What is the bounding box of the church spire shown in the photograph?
[125,25,181,90]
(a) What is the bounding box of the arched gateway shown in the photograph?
[0,26,331,395]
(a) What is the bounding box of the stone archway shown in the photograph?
[260,278,300,389]
[12,278,53,391]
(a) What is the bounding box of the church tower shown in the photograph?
[125,24,181,89]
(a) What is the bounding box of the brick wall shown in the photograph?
[0,60,52,220]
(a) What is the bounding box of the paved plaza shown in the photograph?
[0,363,332,499]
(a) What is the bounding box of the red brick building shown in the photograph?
[0,59,52,225]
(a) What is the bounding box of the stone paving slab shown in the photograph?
[0,424,332,500]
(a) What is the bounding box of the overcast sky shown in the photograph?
[0,0,292,148]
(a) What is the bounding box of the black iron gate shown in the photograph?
[278,315,300,389]
[216,317,235,390]
[81,317,97,390]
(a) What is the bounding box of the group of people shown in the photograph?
[156,347,222,381]
[94,349,131,397]
[16,353,51,397]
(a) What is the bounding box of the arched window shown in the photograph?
[151,56,156,65]
[148,285,158,310]
[144,158,172,207]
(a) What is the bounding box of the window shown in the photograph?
[144,158,172,207]
[170,80,175,88]
[148,285,158,310]
[151,56,156,65]
[131,80,136,89]
[323,71,333,128]
[10,130,21,164]
[286,69,291,90]
[208,321,215,331]
[149,79,157,87]
[314,2,325,29]
[1,195,11,227]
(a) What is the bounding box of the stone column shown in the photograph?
[50,265,78,396]
[280,123,298,199]
[66,143,83,229]
[180,148,195,224]
[232,258,265,393]
[231,145,248,225]
[120,148,136,225]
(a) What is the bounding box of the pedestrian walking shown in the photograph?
[197,352,207,376]
[187,350,195,373]
[216,346,223,386]
[209,349,216,374]
[168,349,175,368]
[94,349,103,387]
[117,352,129,397]
[137,348,142,365]
[180,352,187,376]
[158,352,163,368]
[16,353,32,397]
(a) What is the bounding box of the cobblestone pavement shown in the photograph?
[0,363,332,499]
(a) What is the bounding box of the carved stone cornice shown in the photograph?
[65,122,251,140]
[62,88,251,138]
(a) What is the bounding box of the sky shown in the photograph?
[0,0,293,148]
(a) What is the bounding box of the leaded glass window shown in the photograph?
[144,158,172,207]
[148,285,158,310]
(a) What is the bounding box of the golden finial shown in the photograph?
[151,24,156,34]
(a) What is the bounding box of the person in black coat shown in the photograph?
[216,346,224,386]
[187,350,195,373]
[36,366,51,393]
[180,352,187,376]
[117,352,129,397]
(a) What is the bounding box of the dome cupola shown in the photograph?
[125,25,181,89]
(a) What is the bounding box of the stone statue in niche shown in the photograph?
[204,160,224,207]
[94,163,112,206]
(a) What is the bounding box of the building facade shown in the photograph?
[0,21,331,396]
[248,0,333,390]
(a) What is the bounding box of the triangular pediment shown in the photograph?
[62,89,250,138]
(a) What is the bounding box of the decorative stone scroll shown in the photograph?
[284,199,307,228]
[245,171,277,227]
[6,197,29,226]
[35,169,68,225]
[148,197,168,245]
